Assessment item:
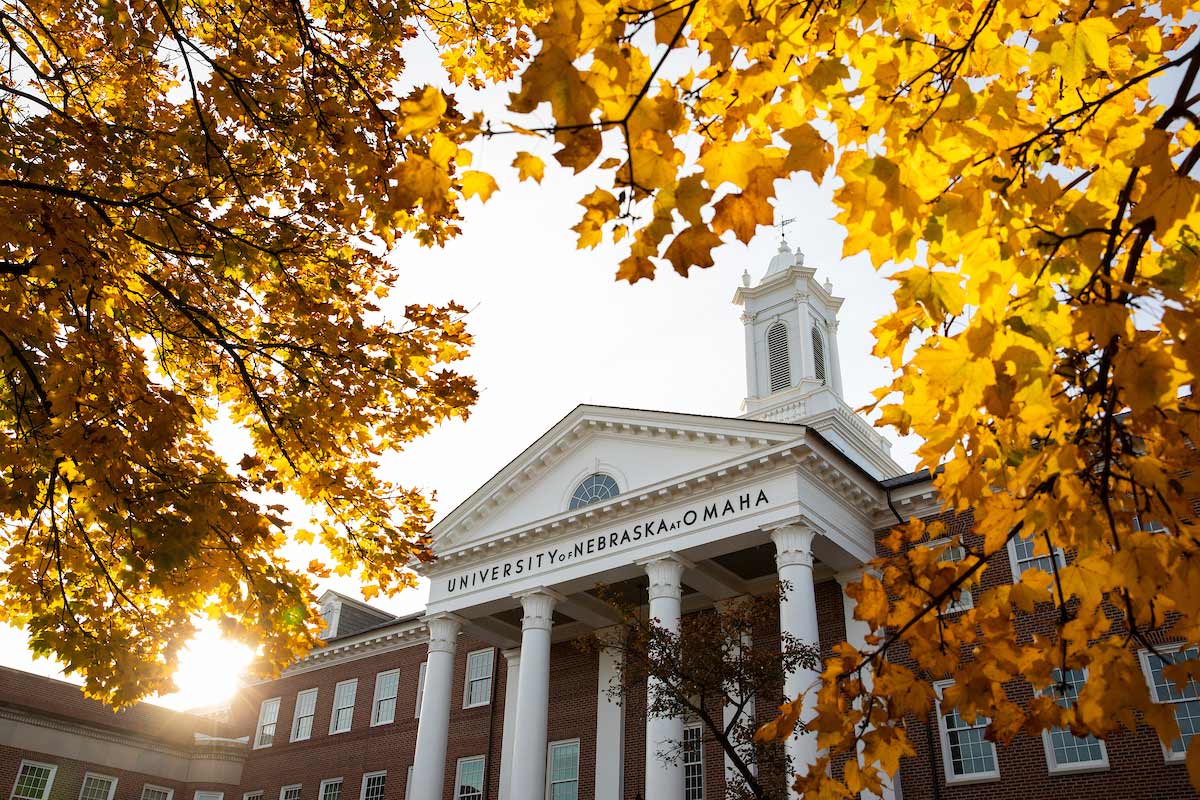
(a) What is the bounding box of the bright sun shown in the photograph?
[156,627,255,712]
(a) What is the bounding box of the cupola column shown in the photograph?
[511,589,559,800]
[770,523,822,775]
[640,554,688,800]
[411,613,462,799]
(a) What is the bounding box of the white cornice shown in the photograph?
[874,476,942,528]
[421,435,886,576]
[280,621,429,677]
[430,405,811,551]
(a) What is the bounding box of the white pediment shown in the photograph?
[429,405,808,553]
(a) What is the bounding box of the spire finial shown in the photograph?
[777,216,796,246]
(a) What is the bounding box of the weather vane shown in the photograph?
[778,216,796,243]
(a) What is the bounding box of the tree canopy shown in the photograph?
[5,6,1200,795]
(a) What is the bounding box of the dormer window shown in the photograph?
[569,473,619,510]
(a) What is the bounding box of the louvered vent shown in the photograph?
[812,325,826,383]
[767,323,791,392]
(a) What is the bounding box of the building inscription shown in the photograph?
[445,488,770,594]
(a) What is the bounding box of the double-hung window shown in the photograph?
[291,688,318,741]
[318,780,341,800]
[243,792,263,800]
[1041,668,1108,773]
[79,775,117,800]
[11,762,57,800]
[934,681,1000,783]
[142,786,173,800]
[371,669,400,726]
[1140,646,1200,761]
[683,725,704,800]
[464,649,494,708]
[927,537,974,613]
[547,740,579,800]
[254,697,281,748]
[329,679,357,734]
[1007,532,1065,580]
[415,663,427,718]
[279,786,301,800]
[359,773,385,800]
[455,757,484,800]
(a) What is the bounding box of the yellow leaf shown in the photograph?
[513,151,546,183]
[461,171,499,202]
[399,86,448,137]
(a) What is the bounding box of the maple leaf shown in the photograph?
[663,225,723,275]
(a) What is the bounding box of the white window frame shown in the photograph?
[291,687,319,742]
[1138,644,1200,763]
[415,662,427,718]
[1006,532,1066,582]
[329,678,358,734]
[1039,668,1109,774]
[463,648,494,708]
[317,779,342,800]
[682,724,704,800]
[78,773,118,800]
[358,772,386,800]
[933,680,1001,785]
[242,792,263,800]
[194,793,224,800]
[141,786,174,800]
[926,537,974,613]
[545,739,580,800]
[254,697,281,749]
[371,669,400,726]
[11,761,57,800]
[454,757,485,800]
[278,786,301,800]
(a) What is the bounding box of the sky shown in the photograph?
[0,39,919,712]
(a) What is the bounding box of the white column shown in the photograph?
[836,570,900,800]
[411,613,462,800]
[498,647,521,800]
[828,320,845,397]
[642,555,686,800]
[595,626,625,800]
[771,523,822,776]
[511,589,558,800]
[741,311,758,399]
[716,596,757,788]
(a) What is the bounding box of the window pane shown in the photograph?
[683,726,704,800]
[1046,668,1105,767]
[81,776,115,800]
[941,701,997,778]
[456,758,484,800]
[142,788,172,800]
[13,764,55,800]
[362,774,385,800]
[320,783,341,800]
[281,788,301,800]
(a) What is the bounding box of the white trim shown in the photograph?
[329,678,358,734]
[141,785,174,800]
[1005,533,1065,582]
[194,793,224,800]
[79,772,117,800]
[278,786,301,800]
[545,739,580,800]
[317,779,343,800]
[560,463,630,512]
[358,772,386,800]
[933,680,1000,785]
[1138,644,1200,763]
[682,724,704,800]
[241,792,263,800]
[404,767,414,800]
[1038,668,1108,774]
[290,687,319,742]
[371,669,400,726]
[463,648,494,709]
[925,537,974,613]
[11,761,57,800]
[415,662,427,718]
[454,757,486,800]
[253,697,281,749]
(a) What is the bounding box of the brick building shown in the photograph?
[3,243,1196,800]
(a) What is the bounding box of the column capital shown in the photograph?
[638,553,691,602]
[770,523,817,569]
[516,588,562,632]
[422,613,464,654]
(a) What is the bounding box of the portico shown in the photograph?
[410,244,905,798]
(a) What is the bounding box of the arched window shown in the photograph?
[812,325,826,383]
[767,322,791,392]
[569,473,620,510]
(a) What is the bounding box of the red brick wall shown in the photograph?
[880,508,1197,799]
[0,746,237,800]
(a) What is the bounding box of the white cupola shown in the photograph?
[732,238,902,479]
